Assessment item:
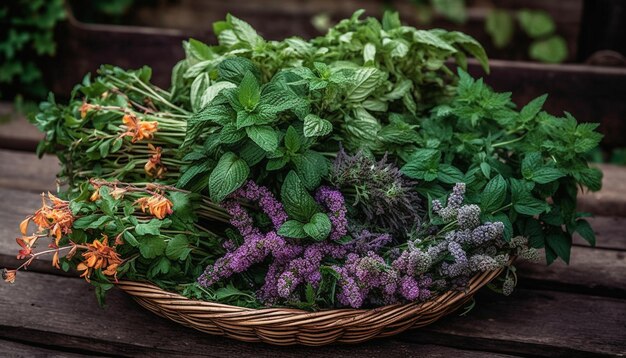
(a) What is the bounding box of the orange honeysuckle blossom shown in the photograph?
[110,187,127,200]
[144,144,167,178]
[16,237,33,260]
[2,269,16,284]
[24,192,75,245]
[135,193,173,219]
[121,113,158,143]
[76,235,123,282]
[80,102,96,119]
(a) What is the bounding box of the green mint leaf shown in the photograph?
[209,152,250,202]
[227,14,263,47]
[344,67,384,102]
[519,94,547,123]
[363,42,376,64]
[481,174,508,212]
[532,167,565,184]
[480,162,491,179]
[546,232,571,264]
[245,125,279,152]
[139,236,167,259]
[293,150,328,190]
[165,235,192,261]
[200,81,237,109]
[238,71,261,111]
[521,152,542,179]
[575,219,596,246]
[220,123,246,143]
[190,73,210,112]
[277,220,308,239]
[284,126,302,153]
[281,171,319,222]
[437,164,464,184]
[217,57,260,84]
[401,149,441,180]
[239,140,267,166]
[303,212,332,241]
[266,157,288,171]
[303,114,333,138]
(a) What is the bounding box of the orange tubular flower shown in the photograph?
[30,193,75,245]
[80,102,94,119]
[121,113,158,143]
[135,194,173,220]
[76,235,123,282]
[2,269,16,284]
[16,237,33,260]
[144,144,167,178]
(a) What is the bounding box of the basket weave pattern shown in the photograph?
[117,267,503,346]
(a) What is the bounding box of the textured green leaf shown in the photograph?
[281,171,319,222]
[166,235,192,260]
[303,114,332,137]
[208,152,250,202]
[481,175,508,212]
[245,125,279,152]
[344,67,384,102]
[278,220,308,239]
[303,212,332,241]
[138,236,166,259]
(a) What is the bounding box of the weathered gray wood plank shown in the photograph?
[399,289,626,357]
[578,164,626,218]
[0,105,42,152]
[0,272,515,357]
[0,149,58,193]
[517,247,626,298]
[0,339,100,358]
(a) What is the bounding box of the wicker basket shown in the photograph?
[116,266,504,346]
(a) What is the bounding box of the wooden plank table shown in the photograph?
[0,126,625,356]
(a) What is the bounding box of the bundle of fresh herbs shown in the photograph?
[3,11,601,310]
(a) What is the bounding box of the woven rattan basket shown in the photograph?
[117,266,504,346]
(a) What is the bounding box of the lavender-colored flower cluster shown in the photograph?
[315,186,348,241]
[199,178,527,309]
[330,149,423,235]
[197,181,302,288]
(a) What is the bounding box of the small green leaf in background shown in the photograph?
[517,10,555,38]
[208,152,250,202]
[485,9,514,48]
[432,0,467,24]
[529,36,568,63]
